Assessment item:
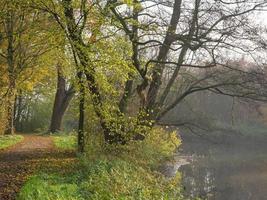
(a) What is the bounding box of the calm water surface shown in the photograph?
[179,131,267,200]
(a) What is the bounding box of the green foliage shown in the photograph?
[53,133,77,150]
[91,36,135,101]
[19,128,185,200]
[0,135,23,150]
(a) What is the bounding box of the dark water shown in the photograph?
[179,131,267,200]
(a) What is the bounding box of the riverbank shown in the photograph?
[18,129,186,200]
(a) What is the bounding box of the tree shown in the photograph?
[33,0,134,144]
[49,64,75,133]
[0,0,55,134]
[108,0,267,124]
[31,0,267,145]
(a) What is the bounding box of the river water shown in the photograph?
[179,130,267,200]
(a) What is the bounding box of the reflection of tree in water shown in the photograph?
[181,154,244,200]
[180,152,267,200]
[181,158,216,199]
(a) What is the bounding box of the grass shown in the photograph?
[18,128,186,200]
[0,134,24,150]
[52,134,77,150]
[18,160,184,200]
[18,173,82,200]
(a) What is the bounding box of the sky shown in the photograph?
[256,11,267,26]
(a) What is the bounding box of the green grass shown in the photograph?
[18,174,82,200]
[18,159,184,200]
[18,129,186,200]
[53,134,77,150]
[0,135,23,150]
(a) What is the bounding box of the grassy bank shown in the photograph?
[0,135,23,150]
[18,129,185,200]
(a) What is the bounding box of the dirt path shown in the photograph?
[0,135,75,200]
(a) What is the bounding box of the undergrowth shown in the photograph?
[18,128,186,200]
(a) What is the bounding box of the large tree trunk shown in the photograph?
[4,79,16,135]
[49,65,75,133]
[14,90,23,132]
[146,0,183,112]
[4,9,16,135]
[5,103,15,135]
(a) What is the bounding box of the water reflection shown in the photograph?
[181,156,216,199]
[179,133,267,200]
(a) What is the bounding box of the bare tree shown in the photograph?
[108,0,267,123]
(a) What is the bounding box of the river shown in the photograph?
[178,129,267,200]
